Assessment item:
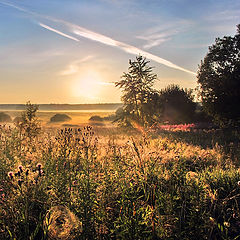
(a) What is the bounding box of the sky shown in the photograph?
[0,0,240,104]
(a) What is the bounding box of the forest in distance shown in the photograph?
[0,103,122,111]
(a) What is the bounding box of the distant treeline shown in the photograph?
[0,103,123,111]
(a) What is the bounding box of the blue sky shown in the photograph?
[0,0,239,103]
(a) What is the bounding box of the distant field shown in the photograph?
[2,109,115,128]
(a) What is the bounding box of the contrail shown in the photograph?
[39,23,80,42]
[0,1,196,75]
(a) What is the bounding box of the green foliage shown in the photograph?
[197,24,240,127]
[15,101,41,139]
[158,84,196,124]
[1,124,240,239]
[115,55,158,127]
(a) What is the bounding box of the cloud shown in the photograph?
[137,29,177,49]
[60,64,79,76]
[0,1,196,75]
[60,56,95,76]
[39,23,80,42]
[70,23,196,75]
[0,0,30,13]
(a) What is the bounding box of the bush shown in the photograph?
[89,115,103,121]
[89,115,116,122]
[159,84,196,124]
[50,114,72,122]
[15,102,41,138]
[0,112,11,122]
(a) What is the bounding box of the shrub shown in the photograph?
[159,84,196,124]
[89,115,103,121]
[89,115,116,122]
[50,114,72,122]
[0,112,11,122]
[15,101,41,139]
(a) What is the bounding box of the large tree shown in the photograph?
[115,55,158,127]
[197,24,240,127]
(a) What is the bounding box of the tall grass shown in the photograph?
[0,123,240,239]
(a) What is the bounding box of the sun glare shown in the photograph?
[72,71,102,100]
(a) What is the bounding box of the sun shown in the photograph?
[71,71,102,100]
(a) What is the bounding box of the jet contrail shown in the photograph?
[39,23,80,42]
[0,1,196,75]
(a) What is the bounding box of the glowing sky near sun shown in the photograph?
[0,0,239,103]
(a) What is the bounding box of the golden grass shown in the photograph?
[4,110,115,128]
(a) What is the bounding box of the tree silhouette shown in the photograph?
[115,55,158,127]
[159,84,196,124]
[197,24,240,127]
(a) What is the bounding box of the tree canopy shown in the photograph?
[197,24,240,127]
[115,55,158,127]
[159,84,196,124]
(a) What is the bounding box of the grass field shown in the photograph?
[3,110,115,128]
[0,111,240,239]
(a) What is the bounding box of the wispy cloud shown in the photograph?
[0,1,196,75]
[70,23,195,75]
[137,29,177,49]
[0,0,29,13]
[39,23,80,42]
[136,20,194,50]
[60,55,94,75]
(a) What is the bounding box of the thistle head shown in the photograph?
[36,163,42,170]
[18,165,23,173]
[8,171,14,180]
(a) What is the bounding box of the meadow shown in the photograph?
[0,111,240,239]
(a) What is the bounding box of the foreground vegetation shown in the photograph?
[0,119,240,239]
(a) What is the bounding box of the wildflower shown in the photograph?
[8,171,14,180]
[18,165,23,173]
[36,163,42,170]
[223,222,230,228]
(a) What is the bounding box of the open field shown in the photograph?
[2,110,115,128]
[0,112,240,239]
